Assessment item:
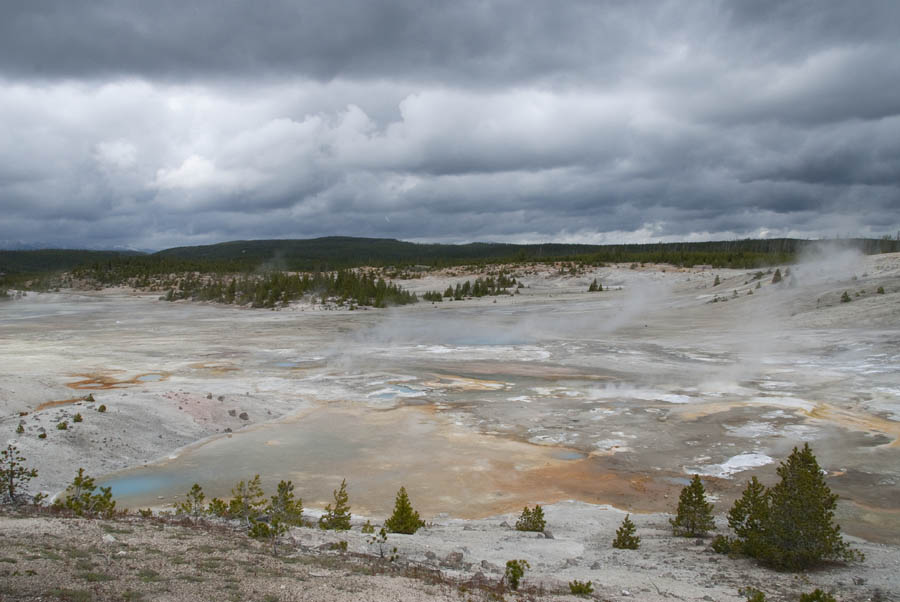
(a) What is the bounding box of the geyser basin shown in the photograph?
[100,405,672,517]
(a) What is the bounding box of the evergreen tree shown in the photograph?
[671,474,715,537]
[0,444,38,504]
[319,478,352,530]
[612,514,640,549]
[228,474,266,526]
[268,480,304,526]
[771,269,782,284]
[515,505,546,532]
[384,486,425,534]
[758,443,856,569]
[53,468,116,517]
[176,483,207,519]
[727,476,768,557]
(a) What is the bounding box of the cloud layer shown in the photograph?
[1,1,898,249]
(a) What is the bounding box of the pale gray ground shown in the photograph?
[2,250,900,600]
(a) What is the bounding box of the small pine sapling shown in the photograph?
[73,413,83,423]
[612,514,640,549]
[268,480,304,526]
[319,478,352,530]
[771,269,782,284]
[206,497,228,517]
[515,504,546,532]
[56,421,68,430]
[384,486,425,534]
[175,483,206,519]
[671,474,715,537]
[1,444,38,504]
[504,559,529,591]
[228,474,266,527]
[53,468,116,517]
[368,527,398,561]
[569,580,593,595]
[16,423,24,434]
[361,520,375,534]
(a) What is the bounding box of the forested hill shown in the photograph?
[2,236,899,276]
[149,236,900,270]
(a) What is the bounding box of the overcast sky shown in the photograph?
[1,1,899,250]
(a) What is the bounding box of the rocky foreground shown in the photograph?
[1,502,898,602]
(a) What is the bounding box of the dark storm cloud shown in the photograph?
[0,0,899,249]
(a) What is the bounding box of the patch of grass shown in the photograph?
[177,574,205,583]
[42,550,63,561]
[47,588,92,601]
[78,571,115,582]
[74,559,96,571]
[138,568,161,583]
[0,557,17,564]
[122,591,145,601]
[101,524,133,534]
[66,548,91,559]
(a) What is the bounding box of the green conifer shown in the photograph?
[671,474,715,537]
[319,478,352,530]
[515,505,546,532]
[384,486,425,534]
[727,476,768,557]
[758,443,856,569]
[612,514,640,549]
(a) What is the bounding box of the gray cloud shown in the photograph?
[0,1,898,249]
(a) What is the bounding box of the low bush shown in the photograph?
[515,505,546,532]
[569,579,593,595]
[504,559,529,591]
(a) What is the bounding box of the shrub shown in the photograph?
[361,520,375,534]
[714,275,721,286]
[319,478,351,530]
[56,422,68,431]
[38,433,46,439]
[97,405,107,413]
[73,413,83,423]
[671,475,715,537]
[588,278,601,292]
[840,291,851,303]
[771,269,782,284]
[16,423,24,434]
[175,483,206,519]
[515,505,546,532]
[711,534,734,554]
[877,286,885,294]
[384,486,425,534]
[569,579,593,595]
[612,514,640,549]
[739,587,767,602]
[1,444,38,504]
[504,559,529,591]
[799,590,837,602]
[53,468,116,517]
[138,508,153,518]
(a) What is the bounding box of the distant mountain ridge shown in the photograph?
[2,236,898,275]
